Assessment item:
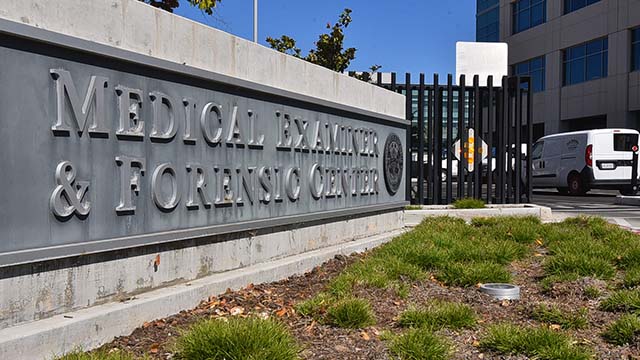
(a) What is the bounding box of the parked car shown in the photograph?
[530,129,640,195]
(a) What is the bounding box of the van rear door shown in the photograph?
[592,131,639,181]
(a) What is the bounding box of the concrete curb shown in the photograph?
[404,204,553,226]
[0,229,405,360]
[616,195,640,206]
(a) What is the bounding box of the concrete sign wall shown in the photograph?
[0,19,407,267]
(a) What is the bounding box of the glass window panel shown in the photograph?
[532,70,544,92]
[516,63,529,75]
[564,62,571,85]
[603,50,608,75]
[532,4,545,25]
[520,0,530,9]
[570,59,585,84]
[569,44,586,59]
[586,40,602,54]
[586,54,602,80]
[531,57,544,70]
[518,9,531,32]
[633,43,640,71]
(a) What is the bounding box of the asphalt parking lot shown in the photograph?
[532,189,640,231]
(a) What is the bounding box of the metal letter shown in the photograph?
[115,156,145,214]
[115,86,144,139]
[258,166,273,204]
[186,164,212,209]
[49,161,91,218]
[247,109,264,149]
[182,98,197,144]
[285,167,301,201]
[276,112,293,150]
[308,163,324,200]
[201,102,223,145]
[151,163,180,211]
[50,69,109,136]
[226,105,244,145]
[149,91,177,141]
[294,117,310,150]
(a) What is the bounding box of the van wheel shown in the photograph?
[620,187,639,196]
[557,187,569,195]
[568,173,587,195]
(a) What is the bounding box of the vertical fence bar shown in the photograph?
[506,78,514,203]
[467,76,478,198]
[457,75,466,200]
[474,75,482,199]
[406,73,414,204]
[391,72,396,91]
[427,86,434,204]
[377,72,382,87]
[515,76,522,204]
[486,76,494,204]
[497,76,507,203]
[446,74,454,203]
[526,78,533,203]
[417,74,426,205]
[433,74,442,204]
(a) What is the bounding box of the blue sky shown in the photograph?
[174,0,476,76]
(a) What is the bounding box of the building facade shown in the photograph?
[477,0,640,138]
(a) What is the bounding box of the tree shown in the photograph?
[266,8,380,77]
[140,0,221,15]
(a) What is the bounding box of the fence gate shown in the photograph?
[376,73,533,205]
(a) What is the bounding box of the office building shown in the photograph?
[477,0,640,138]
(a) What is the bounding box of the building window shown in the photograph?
[563,37,608,86]
[512,0,546,34]
[633,28,640,72]
[514,56,546,92]
[477,0,499,13]
[564,0,600,14]
[477,0,500,42]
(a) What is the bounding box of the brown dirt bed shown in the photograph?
[94,250,640,359]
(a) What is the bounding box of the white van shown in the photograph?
[531,129,640,195]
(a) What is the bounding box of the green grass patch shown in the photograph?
[530,304,588,330]
[480,324,591,360]
[623,267,640,288]
[599,289,640,313]
[388,327,451,360]
[540,216,640,287]
[405,205,423,210]
[55,349,141,360]
[326,298,375,329]
[398,300,476,330]
[601,314,640,346]
[452,198,485,209]
[174,317,299,360]
[583,286,602,299]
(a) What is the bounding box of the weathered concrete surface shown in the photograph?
[0,0,404,119]
[0,211,403,330]
[404,204,553,226]
[0,227,405,360]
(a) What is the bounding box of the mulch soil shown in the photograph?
[98,248,640,359]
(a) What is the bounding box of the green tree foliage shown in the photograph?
[141,0,220,15]
[267,9,380,76]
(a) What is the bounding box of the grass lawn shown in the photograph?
[59,215,640,359]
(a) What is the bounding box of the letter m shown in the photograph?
[50,69,109,136]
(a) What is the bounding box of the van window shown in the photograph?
[613,134,639,151]
[531,141,543,159]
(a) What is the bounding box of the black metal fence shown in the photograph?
[377,73,533,205]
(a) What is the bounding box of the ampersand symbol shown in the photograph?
[49,161,91,218]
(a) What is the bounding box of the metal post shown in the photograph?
[526,77,533,203]
[405,73,413,203]
[427,85,434,204]
[446,74,453,204]
[457,75,466,200]
[506,78,514,204]
[515,76,522,204]
[498,76,507,204]
[474,75,482,199]
[417,74,425,205]
[253,0,258,43]
[433,74,442,204]
[487,76,494,204]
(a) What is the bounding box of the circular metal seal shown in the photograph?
[479,283,521,300]
[383,133,404,195]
